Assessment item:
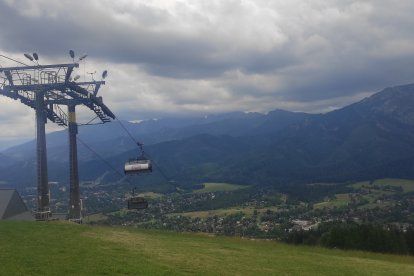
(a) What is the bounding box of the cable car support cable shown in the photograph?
[113,117,174,184]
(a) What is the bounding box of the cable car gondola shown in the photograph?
[124,142,152,175]
[124,159,152,174]
[128,196,148,210]
[127,188,148,210]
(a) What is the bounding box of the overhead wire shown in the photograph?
[115,118,139,145]
[75,136,135,185]
[77,115,103,126]
[0,55,28,87]
[54,123,136,188]
[0,54,29,66]
[77,119,177,199]
[58,115,175,190]
[114,117,174,184]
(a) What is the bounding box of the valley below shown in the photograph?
[16,178,414,256]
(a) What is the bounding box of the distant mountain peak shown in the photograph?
[354,83,414,124]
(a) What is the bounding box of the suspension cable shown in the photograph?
[74,121,174,189]
[55,124,136,188]
[76,136,127,181]
[0,54,29,66]
[115,118,139,145]
[77,129,176,192]
[114,117,175,184]
[57,111,176,187]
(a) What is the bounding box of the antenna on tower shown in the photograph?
[78,54,88,62]
[87,71,96,81]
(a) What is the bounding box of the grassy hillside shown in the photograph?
[193,183,250,193]
[1,221,414,275]
[357,178,414,192]
[171,206,278,219]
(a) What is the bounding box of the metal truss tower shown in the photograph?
[0,53,114,221]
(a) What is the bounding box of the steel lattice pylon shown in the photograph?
[0,56,114,221]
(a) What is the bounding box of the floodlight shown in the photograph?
[73,75,81,81]
[24,53,33,61]
[102,70,108,79]
[69,50,75,59]
[33,53,39,61]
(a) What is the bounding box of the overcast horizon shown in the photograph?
[1,0,414,149]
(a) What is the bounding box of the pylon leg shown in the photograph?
[35,90,51,220]
[68,104,81,223]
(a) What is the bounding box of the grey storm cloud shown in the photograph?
[1,0,414,146]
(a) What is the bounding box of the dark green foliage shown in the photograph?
[175,188,255,212]
[406,228,414,255]
[285,230,321,246]
[274,182,353,202]
[285,222,414,255]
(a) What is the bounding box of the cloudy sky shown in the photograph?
[1,0,414,148]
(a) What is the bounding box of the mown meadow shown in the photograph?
[1,221,414,275]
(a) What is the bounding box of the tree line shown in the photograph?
[285,221,414,255]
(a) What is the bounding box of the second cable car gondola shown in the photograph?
[128,196,148,209]
[124,142,152,175]
[127,188,148,210]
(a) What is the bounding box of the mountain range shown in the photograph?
[1,83,414,190]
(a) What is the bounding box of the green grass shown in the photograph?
[314,194,350,209]
[84,212,108,223]
[193,182,249,193]
[1,221,414,275]
[347,178,414,210]
[373,178,414,192]
[351,178,414,193]
[172,206,278,219]
[351,180,371,189]
[138,192,164,199]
